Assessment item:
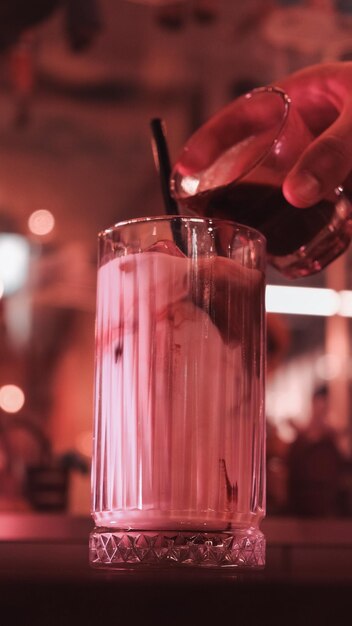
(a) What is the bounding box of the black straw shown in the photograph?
[150,117,179,216]
[150,117,186,254]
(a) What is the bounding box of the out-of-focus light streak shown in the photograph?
[0,234,30,295]
[266,285,349,317]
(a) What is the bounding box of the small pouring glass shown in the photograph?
[171,86,352,279]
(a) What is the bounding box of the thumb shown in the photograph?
[283,106,352,208]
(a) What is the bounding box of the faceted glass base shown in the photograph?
[89,528,265,569]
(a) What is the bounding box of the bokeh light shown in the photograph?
[0,384,25,413]
[28,209,55,236]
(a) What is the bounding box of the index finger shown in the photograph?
[173,88,288,177]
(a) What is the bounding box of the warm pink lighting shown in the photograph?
[76,430,92,458]
[0,384,25,413]
[28,209,55,236]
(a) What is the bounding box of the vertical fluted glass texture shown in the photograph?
[92,217,266,553]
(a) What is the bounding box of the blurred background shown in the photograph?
[0,0,352,519]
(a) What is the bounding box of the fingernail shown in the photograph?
[288,171,321,205]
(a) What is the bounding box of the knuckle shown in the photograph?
[316,134,351,165]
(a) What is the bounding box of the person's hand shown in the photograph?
[174,62,352,210]
[278,62,352,208]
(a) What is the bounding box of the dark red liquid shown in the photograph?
[180,182,336,257]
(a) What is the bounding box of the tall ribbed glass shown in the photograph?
[90,216,266,569]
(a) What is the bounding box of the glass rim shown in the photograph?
[224,85,291,186]
[98,214,267,245]
[170,85,291,197]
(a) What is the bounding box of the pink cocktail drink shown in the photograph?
[90,216,266,568]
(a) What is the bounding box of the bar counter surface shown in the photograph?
[0,514,351,625]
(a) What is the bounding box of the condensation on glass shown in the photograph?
[90,216,266,569]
